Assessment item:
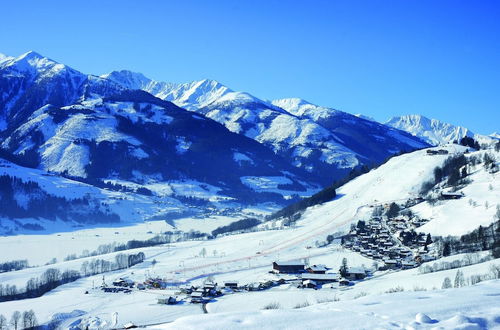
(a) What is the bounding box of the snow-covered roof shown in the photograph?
[302,273,338,281]
[307,264,328,272]
[348,267,366,274]
[274,261,305,266]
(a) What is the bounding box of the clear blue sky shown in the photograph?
[1,0,499,133]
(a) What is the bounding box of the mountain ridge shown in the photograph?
[385,114,496,146]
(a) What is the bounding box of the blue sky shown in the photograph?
[1,0,499,133]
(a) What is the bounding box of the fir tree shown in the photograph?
[339,258,349,278]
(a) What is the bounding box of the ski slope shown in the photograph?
[1,145,499,328]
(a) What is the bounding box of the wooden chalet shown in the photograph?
[301,273,338,284]
[345,267,367,280]
[305,264,328,274]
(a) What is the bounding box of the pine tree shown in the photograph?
[461,167,467,178]
[339,258,349,278]
[386,203,400,218]
[442,242,451,256]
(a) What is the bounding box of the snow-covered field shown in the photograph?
[160,280,500,330]
[1,145,499,329]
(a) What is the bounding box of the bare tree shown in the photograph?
[441,277,452,289]
[81,261,89,277]
[0,314,7,330]
[22,310,37,329]
[10,311,21,330]
[115,254,128,269]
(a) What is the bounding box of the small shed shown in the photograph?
[157,296,177,305]
[224,281,238,289]
[303,279,317,288]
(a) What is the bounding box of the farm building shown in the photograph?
[441,192,464,199]
[301,273,338,284]
[345,267,367,280]
[272,261,305,273]
[306,264,328,274]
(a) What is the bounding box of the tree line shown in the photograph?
[211,218,261,237]
[0,252,145,302]
[0,260,29,273]
[0,310,37,330]
[0,174,120,224]
[435,217,500,258]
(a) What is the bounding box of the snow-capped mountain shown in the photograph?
[385,114,496,146]
[101,70,230,110]
[272,98,428,164]
[104,71,429,181]
[0,51,123,132]
[0,52,325,228]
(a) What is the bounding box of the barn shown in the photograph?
[272,261,305,273]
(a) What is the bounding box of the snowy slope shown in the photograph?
[0,51,323,225]
[273,98,428,160]
[158,280,500,330]
[414,149,500,236]
[104,70,429,181]
[0,145,498,328]
[386,114,496,146]
[0,157,187,235]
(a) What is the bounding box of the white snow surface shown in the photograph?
[157,280,500,330]
[0,145,499,328]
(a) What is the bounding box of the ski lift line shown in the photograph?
[147,198,411,281]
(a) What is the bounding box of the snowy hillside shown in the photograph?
[105,70,429,182]
[0,145,498,328]
[0,51,328,230]
[386,114,496,146]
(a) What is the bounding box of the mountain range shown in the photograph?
[385,114,498,146]
[1,50,491,231]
